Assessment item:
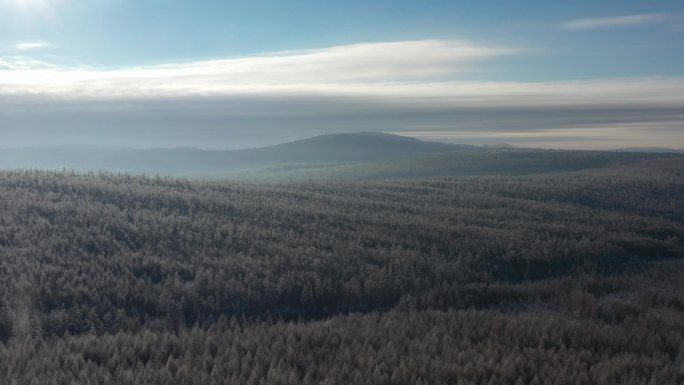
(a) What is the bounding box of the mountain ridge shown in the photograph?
[0,132,468,174]
[2,132,683,180]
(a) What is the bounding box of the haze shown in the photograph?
[1,0,683,150]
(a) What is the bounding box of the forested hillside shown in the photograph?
[1,161,684,384]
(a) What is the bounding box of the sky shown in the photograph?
[1,0,683,149]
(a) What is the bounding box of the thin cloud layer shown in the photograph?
[0,40,515,97]
[561,14,672,30]
[14,42,49,50]
[1,39,683,149]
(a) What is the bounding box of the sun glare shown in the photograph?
[7,0,52,14]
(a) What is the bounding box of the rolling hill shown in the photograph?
[0,133,459,175]
[1,132,683,180]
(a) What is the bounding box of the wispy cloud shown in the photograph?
[14,42,49,50]
[561,14,672,30]
[0,39,683,149]
[0,40,515,96]
[2,39,680,107]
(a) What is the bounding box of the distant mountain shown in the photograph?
[612,147,684,154]
[227,132,466,164]
[0,133,464,175]
[1,132,683,180]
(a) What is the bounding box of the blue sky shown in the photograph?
[1,0,683,149]
[3,0,683,78]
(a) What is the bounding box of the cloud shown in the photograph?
[390,121,684,150]
[0,40,515,97]
[0,39,683,149]
[14,42,49,50]
[561,14,672,30]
